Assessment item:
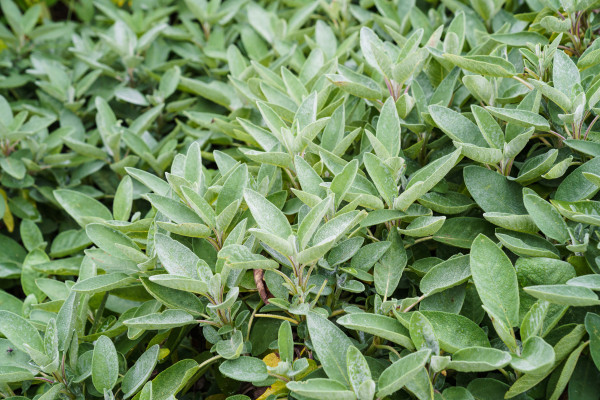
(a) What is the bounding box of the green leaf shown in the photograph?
[443,387,475,400]
[219,357,267,382]
[464,166,526,214]
[496,229,560,259]
[585,313,600,370]
[0,310,43,353]
[428,106,487,147]
[337,313,413,350]
[447,347,511,372]
[126,167,170,196]
[146,194,203,225]
[327,66,382,100]
[553,50,580,96]
[363,153,396,207]
[395,148,462,211]
[420,311,490,352]
[490,32,548,46]
[471,105,504,148]
[470,234,519,327]
[418,192,474,215]
[218,244,278,269]
[513,149,559,183]
[72,273,135,294]
[148,274,209,294]
[374,229,406,298]
[568,275,600,290]
[443,54,516,77]
[140,278,205,316]
[112,176,133,222]
[398,216,445,237]
[298,196,333,250]
[376,349,431,398]
[92,335,118,392]
[122,345,159,399]
[524,285,600,306]
[433,217,495,249]
[520,301,550,342]
[409,312,439,355]
[420,255,470,296]
[555,157,600,201]
[244,188,291,239]
[510,336,554,375]
[216,330,244,359]
[330,159,358,207]
[216,164,248,214]
[123,310,195,330]
[307,312,353,384]
[181,186,216,229]
[86,223,146,262]
[139,359,198,400]
[547,342,587,400]
[0,157,26,180]
[278,321,294,363]
[376,97,401,157]
[155,233,200,278]
[486,107,549,132]
[54,189,112,227]
[287,379,355,400]
[483,213,538,233]
[0,366,35,383]
[346,346,371,395]
[523,190,569,243]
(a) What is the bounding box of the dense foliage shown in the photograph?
[2,0,600,399]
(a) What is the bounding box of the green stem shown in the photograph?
[254,313,299,324]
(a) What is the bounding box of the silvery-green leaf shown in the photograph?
[123,310,195,330]
[420,255,470,296]
[346,346,371,396]
[307,312,353,384]
[72,273,135,294]
[244,188,292,239]
[447,347,511,372]
[218,244,278,269]
[471,105,504,148]
[54,190,113,227]
[443,54,516,77]
[486,107,549,132]
[553,50,580,96]
[470,234,519,327]
[363,153,396,207]
[121,345,159,399]
[409,312,439,355]
[428,105,487,147]
[520,301,550,342]
[495,230,560,259]
[287,379,355,400]
[456,142,503,164]
[92,335,118,392]
[510,336,555,375]
[523,189,569,243]
[337,313,414,350]
[155,233,200,278]
[567,275,600,290]
[483,213,538,233]
[524,285,600,306]
[398,216,445,237]
[376,349,431,398]
[395,148,462,211]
